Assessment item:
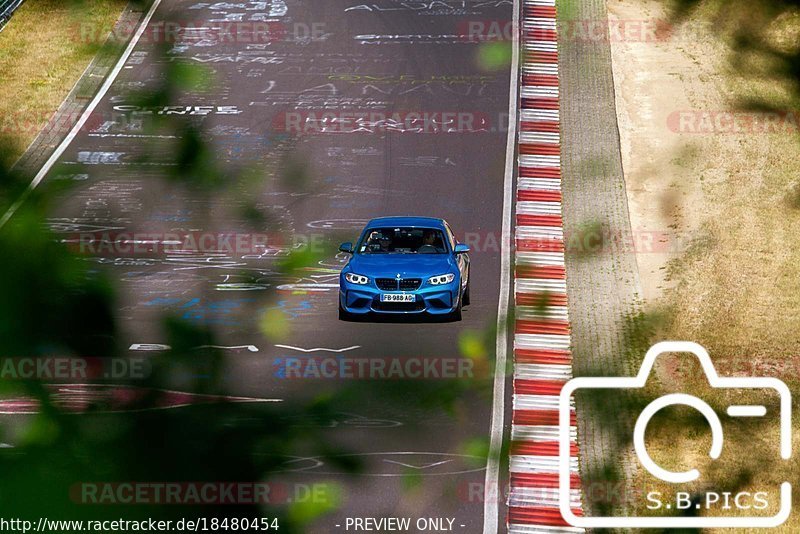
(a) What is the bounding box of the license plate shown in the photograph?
[381,293,415,303]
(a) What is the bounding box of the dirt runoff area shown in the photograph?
[609,0,800,373]
[608,0,800,529]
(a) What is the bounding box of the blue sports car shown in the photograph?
[338,216,470,321]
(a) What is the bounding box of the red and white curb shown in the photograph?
[508,0,585,532]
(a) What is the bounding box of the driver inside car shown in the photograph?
[366,231,391,252]
[418,230,442,253]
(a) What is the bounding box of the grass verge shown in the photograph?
[0,0,128,167]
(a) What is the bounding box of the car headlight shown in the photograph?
[345,272,369,285]
[428,273,455,285]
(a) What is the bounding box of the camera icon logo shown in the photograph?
[558,341,792,528]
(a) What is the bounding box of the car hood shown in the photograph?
[348,254,455,278]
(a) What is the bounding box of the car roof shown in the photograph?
[365,216,446,229]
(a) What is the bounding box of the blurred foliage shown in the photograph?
[0,3,493,530]
[667,0,800,109]
[476,42,513,71]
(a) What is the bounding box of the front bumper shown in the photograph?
[340,280,459,315]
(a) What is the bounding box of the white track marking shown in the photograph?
[0,0,166,229]
[382,459,453,470]
[275,283,339,292]
[196,345,259,352]
[0,384,282,414]
[129,343,170,351]
[274,344,361,353]
[483,0,520,531]
[508,524,584,534]
[129,344,259,352]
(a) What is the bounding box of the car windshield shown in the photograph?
[358,227,447,254]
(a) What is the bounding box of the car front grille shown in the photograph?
[375,278,422,291]
[376,278,398,290]
[399,278,421,291]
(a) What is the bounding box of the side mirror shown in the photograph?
[454,243,470,254]
[339,242,354,254]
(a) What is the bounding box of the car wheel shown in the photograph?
[463,279,471,306]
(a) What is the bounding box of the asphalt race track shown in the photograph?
[4,0,516,531]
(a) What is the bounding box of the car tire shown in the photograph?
[449,291,463,322]
[463,279,470,306]
[338,303,354,321]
